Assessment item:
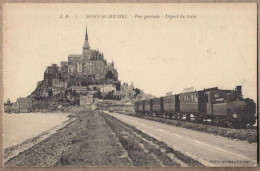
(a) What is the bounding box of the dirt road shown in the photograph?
[5,111,200,167]
[105,111,257,167]
[5,111,132,167]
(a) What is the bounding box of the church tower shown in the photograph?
[82,25,90,60]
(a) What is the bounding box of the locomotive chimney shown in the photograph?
[236,85,242,96]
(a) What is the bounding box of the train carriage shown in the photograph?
[133,85,256,128]
[163,94,180,118]
[134,101,138,113]
[152,97,164,116]
[138,100,144,114]
[163,95,180,112]
[179,91,205,120]
[144,99,152,114]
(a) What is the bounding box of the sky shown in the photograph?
[3,3,257,102]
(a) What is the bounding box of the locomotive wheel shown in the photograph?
[232,122,240,129]
[216,117,220,125]
[220,118,228,127]
[197,118,203,123]
[211,118,216,125]
[240,123,247,129]
[195,116,203,123]
[224,116,239,128]
[186,114,191,121]
[225,120,233,128]
[214,116,223,126]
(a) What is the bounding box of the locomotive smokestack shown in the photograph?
[236,85,242,96]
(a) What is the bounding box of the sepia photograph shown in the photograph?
[2,3,258,167]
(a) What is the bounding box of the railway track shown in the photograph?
[110,110,257,143]
[115,110,256,130]
[105,111,257,167]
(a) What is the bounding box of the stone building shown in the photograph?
[60,26,118,82]
[80,94,94,106]
[31,25,119,99]
[12,101,20,113]
[80,94,97,110]
[52,79,67,89]
[4,98,12,113]
[99,84,116,93]
[52,79,67,95]
[11,97,34,113]
[18,98,34,113]
[70,86,89,94]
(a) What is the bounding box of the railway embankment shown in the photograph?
[115,111,257,143]
[5,110,199,167]
[103,113,202,166]
[5,111,131,166]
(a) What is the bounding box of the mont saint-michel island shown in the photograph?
[4,26,257,167]
[4,26,152,114]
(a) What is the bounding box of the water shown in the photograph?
[3,112,70,149]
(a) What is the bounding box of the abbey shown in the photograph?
[13,25,145,110]
[59,26,118,81]
[32,26,120,99]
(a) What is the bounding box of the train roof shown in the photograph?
[179,87,222,95]
[134,86,238,103]
[179,90,203,95]
[164,94,180,98]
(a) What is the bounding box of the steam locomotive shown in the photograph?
[134,86,256,128]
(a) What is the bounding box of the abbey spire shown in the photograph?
[83,25,90,50]
[85,25,88,40]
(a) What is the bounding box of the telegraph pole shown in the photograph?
[102,69,104,116]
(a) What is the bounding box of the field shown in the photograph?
[4,110,201,167]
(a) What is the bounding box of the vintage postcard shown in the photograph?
[2,3,258,167]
